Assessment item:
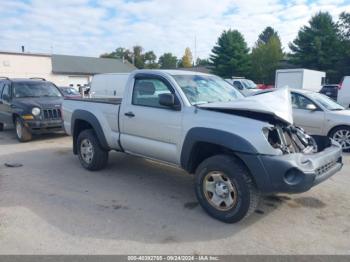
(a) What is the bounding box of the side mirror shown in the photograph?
[159,93,179,110]
[306,104,317,111]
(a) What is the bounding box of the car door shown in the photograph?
[120,75,183,165]
[291,92,325,135]
[0,83,12,125]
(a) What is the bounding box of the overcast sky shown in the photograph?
[0,0,349,60]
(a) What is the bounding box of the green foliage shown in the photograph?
[144,51,159,69]
[337,12,350,78]
[289,12,342,82]
[258,26,279,45]
[158,53,178,69]
[196,58,210,66]
[181,48,193,68]
[210,29,250,78]
[250,28,284,84]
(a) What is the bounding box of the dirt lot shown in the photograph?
[0,129,349,255]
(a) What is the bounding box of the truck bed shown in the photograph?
[62,97,122,150]
[64,97,122,104]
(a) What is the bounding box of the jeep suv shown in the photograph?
[0,77,64,142]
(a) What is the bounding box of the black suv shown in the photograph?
[0,78,64,142]
[319,84,340,101]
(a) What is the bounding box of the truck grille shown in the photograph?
[42,108,62,120]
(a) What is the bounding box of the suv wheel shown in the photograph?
[15,118,32,142]
[330,126,350,152]
[195,154,260,223]
[77,129,109,171]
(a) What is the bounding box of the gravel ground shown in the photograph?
[0,129,349,255]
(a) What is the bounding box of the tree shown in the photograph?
[181,48,193,68]
[158,53,178,69]
[144,51,159,69]
[337,12,350,78]
[289,12,342,82]
[132,45,145,69]
[250,28,284,84]
[258,26,279,45]
[196,58,210,66]
[210,29,250,78]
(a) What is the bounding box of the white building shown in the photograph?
[0,51,135,88]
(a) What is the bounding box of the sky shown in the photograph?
[0,0,349,60]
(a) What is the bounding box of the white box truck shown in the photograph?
[275,69,326,92]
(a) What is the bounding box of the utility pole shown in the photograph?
[194,35,197,66]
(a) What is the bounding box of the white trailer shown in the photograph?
[90,73,130,98]
[275,69,326,92]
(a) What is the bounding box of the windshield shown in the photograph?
[173,75,244,105]
[242,79,257,89]
[60,87,80,96]
[13,82,62,98]
[309,92,344,110]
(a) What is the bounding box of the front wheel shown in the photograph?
[15,118,32,142]
[195,155,260,223]
[329,126,350,152]
[77,129,109,171]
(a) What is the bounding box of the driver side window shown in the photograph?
[132,78,172,108]
[291,93,317,110]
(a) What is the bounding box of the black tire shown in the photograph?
[77,129,109,171]
[0,123,3,131]
[15,118,32,142]
[195,154,259,223]
[329,126,350,152]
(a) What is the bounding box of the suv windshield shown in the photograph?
[309,92,344,111]
[13,82,62,98]
[173,75,244,105]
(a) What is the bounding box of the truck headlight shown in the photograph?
[32,107,41,116]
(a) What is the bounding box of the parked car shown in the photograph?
[63,70,342,223]
[255,88,350,152]
[337,76,350,108]
[319,84,340,101]
[0,78,63,142]
[225,78,260,96]
[59,86,81,99]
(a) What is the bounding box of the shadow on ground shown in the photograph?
[0,145,286,244]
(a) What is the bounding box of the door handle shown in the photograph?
[124,112,135,118]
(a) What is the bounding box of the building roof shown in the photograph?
[51,54,136,75]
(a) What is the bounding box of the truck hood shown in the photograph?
[198,88,293,125]
[13,97,63,108]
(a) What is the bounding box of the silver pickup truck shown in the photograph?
[63,70,343,223]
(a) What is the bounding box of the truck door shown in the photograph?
[0,83,12,125]
[291,92,325,135]
[120,75,183,164]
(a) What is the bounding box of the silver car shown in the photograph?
[290,89,350,151]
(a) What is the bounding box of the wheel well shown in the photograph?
[12,114,19,124]
[187,142,257,187]
[73,119,93,154]
[327,125,350,137]
[187,142,235,173]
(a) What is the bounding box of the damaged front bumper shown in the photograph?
[237,139,343,194]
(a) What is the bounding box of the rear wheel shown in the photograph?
[329,126,350,152]
[15,118,32,142]
[77,129,109,171]
[195,154,260,223]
